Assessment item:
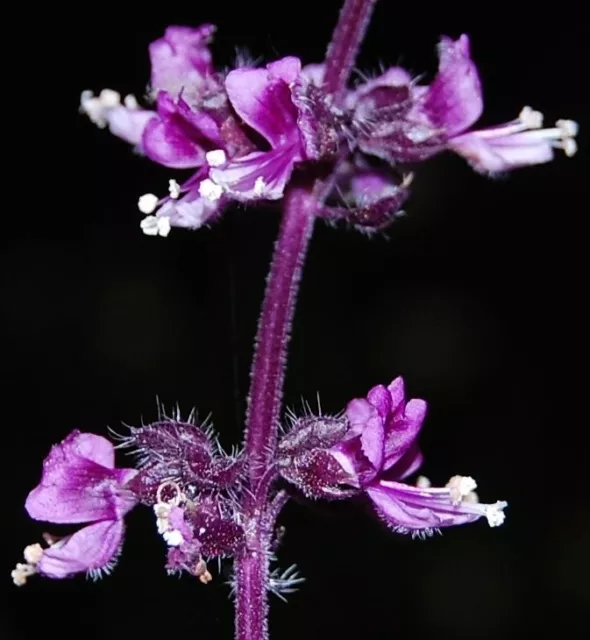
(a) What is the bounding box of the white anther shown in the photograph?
[168,179,181,199]
[416,476,431,489]
[199,527,206,536]
[519,106,543,129]
[154,503,172,519]
[163,529,184,546]
[253,177,266,197]
[124,94,139,110]
[99,89,121,108]
[140,215,171,237]
[23,544,44,565]
[199,178,223,202]
[138,193,159,214]
[556,119,579,138]
[205,149,227,167]
[562,138,578,157]
[446,475,478,504]
[11,563,36,587]
[80,89,122,127]
[485,501,508,527]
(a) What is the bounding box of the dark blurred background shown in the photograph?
[3,1,588,638]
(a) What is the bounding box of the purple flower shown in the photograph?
[330,377,507,534]
[353,35,578,173]
[13,431,137,584]
[148,24,221,106]
[209,57,307,201]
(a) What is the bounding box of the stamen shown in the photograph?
[23,543,44,565]
[124,94,139,110]
[140,216,171,237]
[416,475,431,488]
[138,193,159,214]
[519,106,543,129]
[205,149,227,167]
[168,179,181,199]
[199,178,223,202]
[11,562,36,586]
[80,89,122,128]
[446,475,478,504]
[485,501,508,527]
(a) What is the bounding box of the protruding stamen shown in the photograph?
[199,178,223,202]
[138,193,159,214]
[23,543,44,565]
[80,89,122,128]
[446,475,478,504]
[140,215,171,237]
[519,106,543,129]
[11,562,36,586]
[485,501,508,527]
[416,475,431,488]
[168,179,181,199]
[124,94,139,110]
[205,149,227,167]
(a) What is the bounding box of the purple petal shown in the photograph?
[367,385,392,418]
[25,431,136,524]
[209,145,301,201]
[142,93,220,168]
[383,398,427,471]
[149,25,216,102]
[367,480,482,530]
[386,377,406,414]
[37,520,125,579]
[106,107,156,146]
[449,132,554,173]
[224,58,301,148]
[345,397,384,471]
[424,35,483,136]
[384,443,424,480]
[345,398,377,437]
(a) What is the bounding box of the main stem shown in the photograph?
[236,2,378,639]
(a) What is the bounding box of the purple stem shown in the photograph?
[236,3,378,639]
[323,0,379,101]
[244,186,316,493]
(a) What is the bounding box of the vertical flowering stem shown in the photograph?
[244,185,316,492]
[323,0,379,101]
[236,3,378,639]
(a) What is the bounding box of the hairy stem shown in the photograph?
[323,0,379,101]
[244,186,316,492]
[236,3,377,639]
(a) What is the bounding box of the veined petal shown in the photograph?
[367,385,392,418]
[424,34,483,136]
[25,431,137,524]
[225,57,302,148]
[37,520,125,579]
[209,145,300,201]
[449,131,554,173]
[383,398,427,470]
[367,479,507,531]
[149,24,217,103]
[142,93,220,168]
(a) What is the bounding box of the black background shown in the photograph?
[3,1,588,638]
